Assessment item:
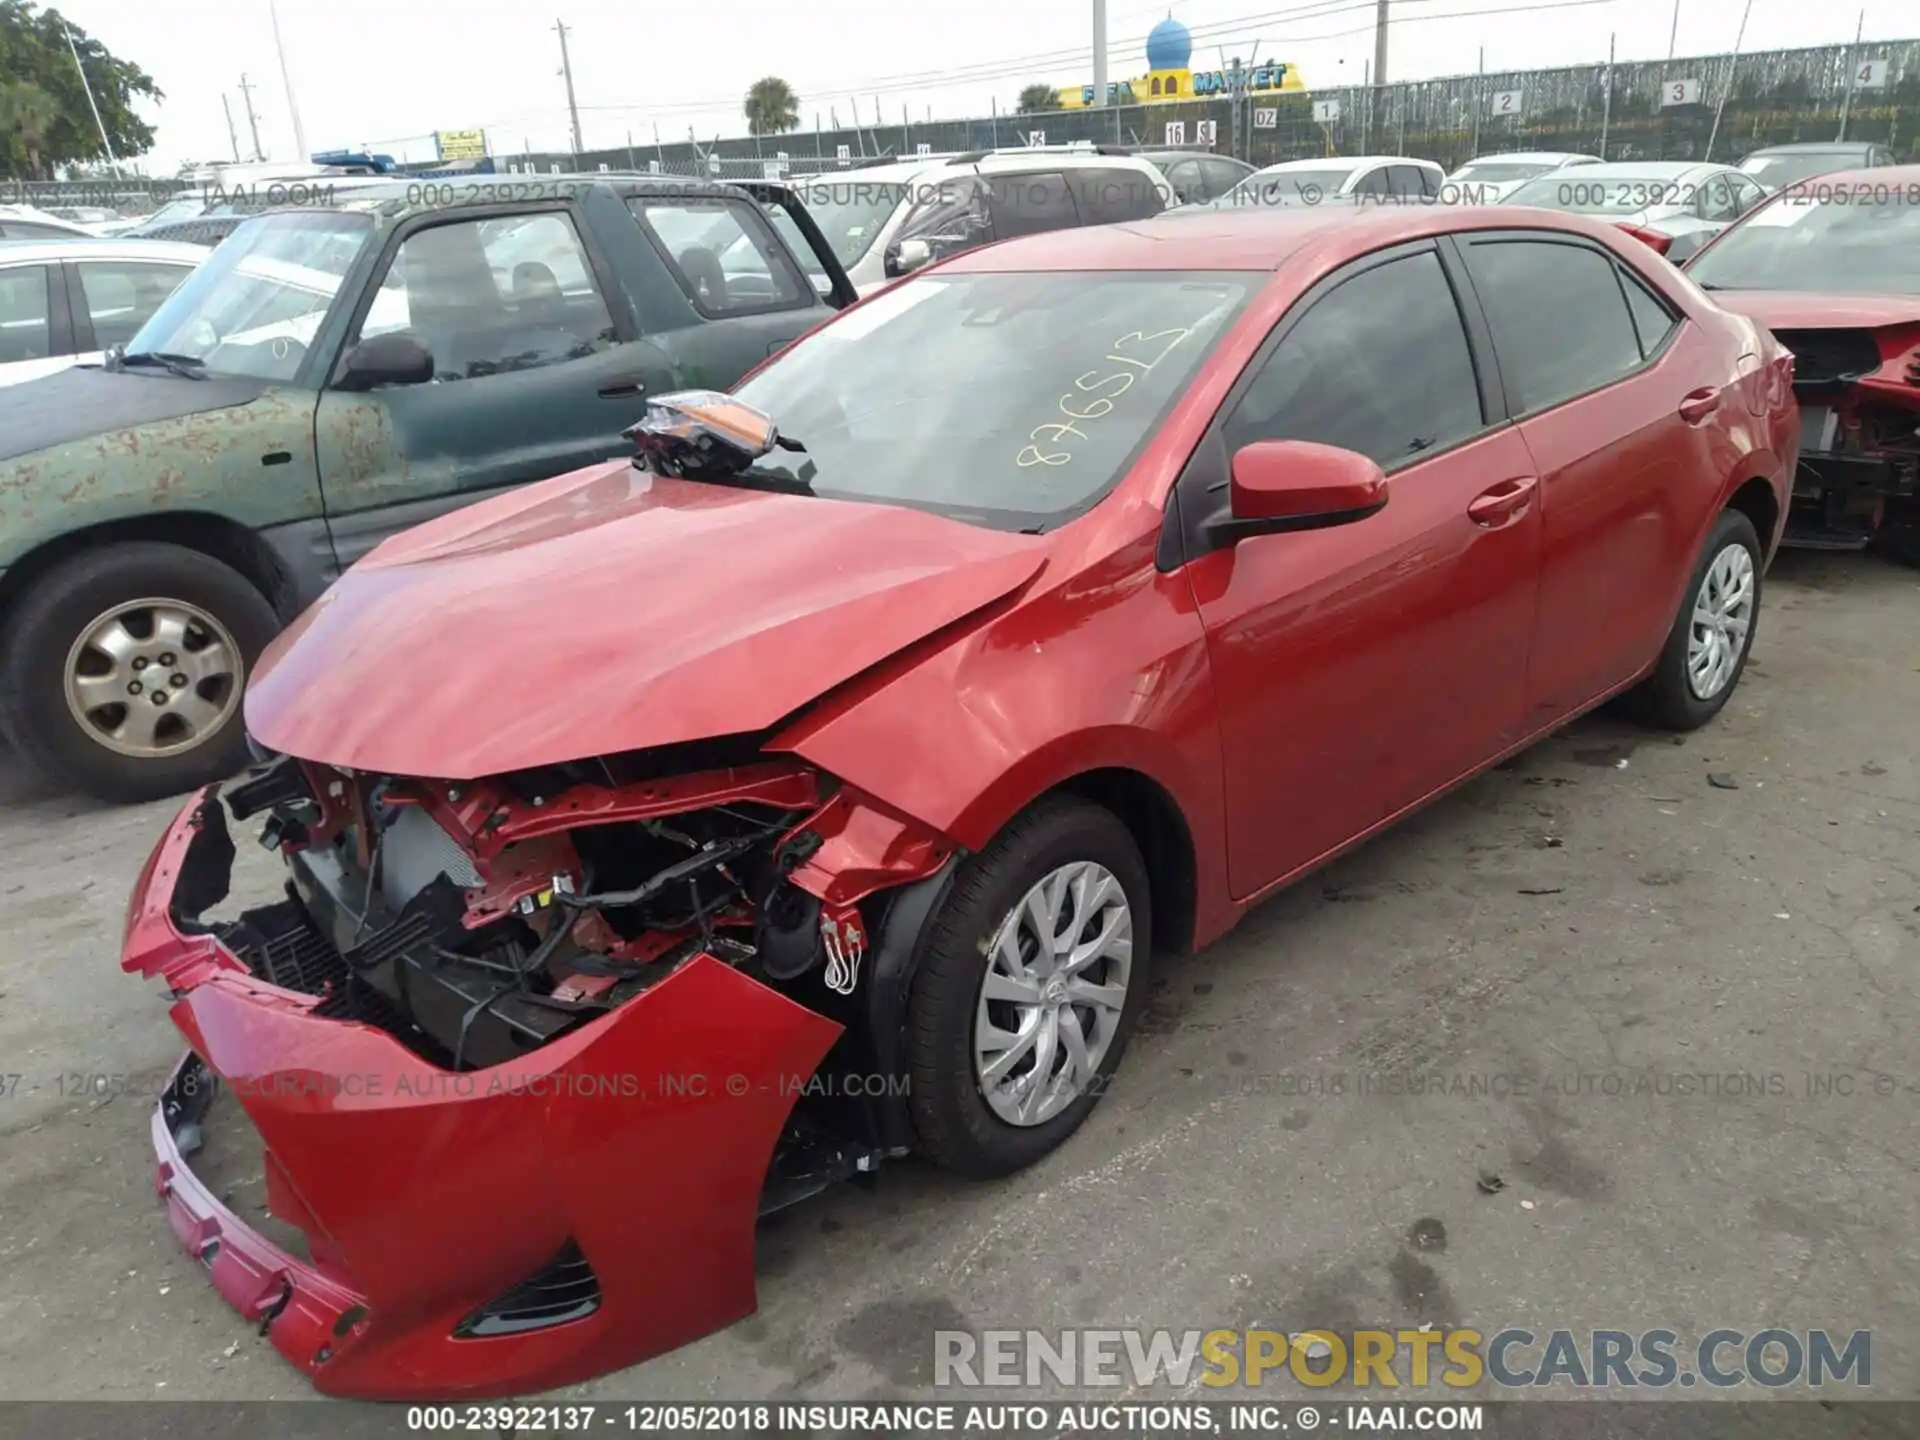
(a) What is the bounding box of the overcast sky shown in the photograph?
[54,0,1901,171]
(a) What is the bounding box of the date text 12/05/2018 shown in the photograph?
[403,1402,1488,1433]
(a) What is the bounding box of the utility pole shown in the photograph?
[554,20,584,160]
[1372,0,1390,86]
[238,74,265,161]
[1703,0,1755,164]
[267,0,307,162]
[1837,9,1865,141]
[63,21,121,175]
[222,93,242,162]
[1092,0,1108,110]
[1599,32,1615,159]
[1667,0,1681,60]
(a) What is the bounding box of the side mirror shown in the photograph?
[335,332,434,391]
[1226,439,1388,532]
[885,237,935,279]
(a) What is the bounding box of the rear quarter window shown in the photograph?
[1461,237,1645,413]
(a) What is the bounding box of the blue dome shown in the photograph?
[1146,16,1192,72]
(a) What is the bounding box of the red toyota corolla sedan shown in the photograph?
[122,202,1797,1399]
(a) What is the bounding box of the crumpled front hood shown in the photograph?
[1706,289,1920,333]
[246,462,1047,778]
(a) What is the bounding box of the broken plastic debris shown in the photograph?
[1476,1169,1505,1195]
[1774,912,1791,920]
[222,1340,240,1359]
[1520,1198,1536,1210]
[1615,759,1629,769]
[1708,773,1740,790]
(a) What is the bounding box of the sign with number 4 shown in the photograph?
[1662,77,1702,106]
[1854,59,1889,89]
[1491,90,1523,115]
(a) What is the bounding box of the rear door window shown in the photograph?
[986,171,1078,238]
[1619,267,1679,358]
[1462,237,1645,412]
[1351,166,1392,199]
[0,264,52,362]
[630,196,810,315]
[1202,158,1251,199]
[1387,165,1427,198]
[1069,167,1162,224]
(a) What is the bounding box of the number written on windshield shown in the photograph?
[1018,326,1195,467]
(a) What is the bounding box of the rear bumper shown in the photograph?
[126,790,842,1399]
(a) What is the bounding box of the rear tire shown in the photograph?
[906,797,1152,1178]
[1620,509,1762,731]
[0,543,281,803]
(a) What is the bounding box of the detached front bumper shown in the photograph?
[124,790,842,1399]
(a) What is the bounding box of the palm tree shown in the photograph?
[1016,83,1059,115]
[744,77,801,137]
[0,82,61,180]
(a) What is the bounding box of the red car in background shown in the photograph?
[1683,164,1920,564]
[122,202,1797,1399]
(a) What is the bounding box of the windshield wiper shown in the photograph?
[117,350,208,379]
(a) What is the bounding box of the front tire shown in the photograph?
[907,797,1152,1178]
[0,542,281,803]
[1621,509,1762,730]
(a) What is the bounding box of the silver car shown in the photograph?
[1505,161,1771,262]
[0,238,209,388]
[1447,150,1601,202]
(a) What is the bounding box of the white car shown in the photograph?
[1198,155,1448,209]
[793,145,1173,297]
[0,238,210,387]
[1447,151,1601,202]
[0,205,96,241]
[1504,160,1772,262]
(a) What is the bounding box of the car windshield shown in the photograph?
[1221,166,1361,207]
[796,181,909,267]
[127,210,375,381]
[1740,152,1864,186]
[1507,172,1693,213]
[1452,160,1559,183]
[1687,190,1920,295]
[731,270,1252,530]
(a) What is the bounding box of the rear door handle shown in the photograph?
[1679,387,1720,424]
[1467,476,1538,528]
[597,378,647,399]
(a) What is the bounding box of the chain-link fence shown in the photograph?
[495,36,1920,179]
[5,36,1917,211]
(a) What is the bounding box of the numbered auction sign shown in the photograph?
[1312,99,1341,122]
[1253,107,1278,129]
[1661,78,1702,106]
[1491,90,1524,115]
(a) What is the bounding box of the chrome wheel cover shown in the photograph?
[63,598,242,758]
[1686,543,1755,701]
[973,860,1134,1127]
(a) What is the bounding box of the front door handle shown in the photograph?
[597,378,647,399]
[1678,387,1720,424]
[1467,476,1538,528]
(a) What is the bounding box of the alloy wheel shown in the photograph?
[973,860,1134,1127]
[1685,543,1755,701]
[63,598,243,758]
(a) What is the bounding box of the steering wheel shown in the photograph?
[266,336,309,372]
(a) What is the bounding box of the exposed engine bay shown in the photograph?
[194,747,957,1201]
[1776,326,1920,553]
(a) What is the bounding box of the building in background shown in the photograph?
[1056,17,1304,109]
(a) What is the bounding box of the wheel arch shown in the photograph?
[1051,766,1199,958]
[1723,473,1782,564]
[0,512,297,636]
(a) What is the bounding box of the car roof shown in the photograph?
[241,171,771,222]
[1137,150,1251,166]
[938,201,1640,274]
[1533,160,1721,179]
[1764,161,1920,188]
[0,237,211,266]
[1745,142,1879,155]
[1459,151,1595,164]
